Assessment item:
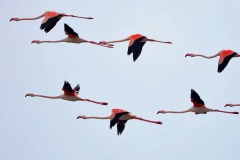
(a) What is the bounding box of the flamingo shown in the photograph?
[225,104,240,107]
[157,89,239,115]
[31,23,114,48]
[185,50,240,73]
[99,34,172,61]
[25,81,108,105]
[77,108,162,135]
[10,11,93,33]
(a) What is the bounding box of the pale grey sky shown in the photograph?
[1,0,240,160]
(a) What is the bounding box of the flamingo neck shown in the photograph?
[85,116,110,120]
[166,110,189,114]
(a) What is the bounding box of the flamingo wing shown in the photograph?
[74,84,80,94]
[110,112,129,129]
[191,89,205,107]
[62,81,75,95]
[117,120,128,135]
[40,12,63,33]
[64,24,79,38]
[128,36,146,61]
[218,50,236,73]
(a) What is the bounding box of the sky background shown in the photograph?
[1,0,240,160]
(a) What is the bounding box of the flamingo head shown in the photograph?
[10,18,20,22]
[185,53,194,57]
[77,115,87,119]
[31,40,41,44]
[224,104,233,107]
[25,93,35,97]
[157,110,166,114]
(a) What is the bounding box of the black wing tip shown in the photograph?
[64,80,69,84]
[74,84,80,92]
[191,89,196,95]
[217,68,223,73]
[117,132,122,136]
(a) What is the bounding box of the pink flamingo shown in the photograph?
[77,108,162,135]
[25,81,108,105]
[31,23,113,48]
[99,34,172,61]
[157,89,239,115]
[10,11,93,33]
[185,50,240,73]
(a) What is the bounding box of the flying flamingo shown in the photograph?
[25,81,108,105]
[225,104,240,107]
[10,11,93,33]
[99,34,172,61]
[157,89,239,115]
[77,108,162,135]
[31,23,113,48]
[185,50,240,73]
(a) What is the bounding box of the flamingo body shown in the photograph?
[157,89,239,115]
[77,108,162,135]
[128,34,146,61]
[25,81,108,105]
[59,94,80,101]
[218,50,237,73]
[10,11,93,33]
[188,106,213,114]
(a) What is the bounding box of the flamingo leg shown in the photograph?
[64,14,94,19]
[215,110,239,114]
[85,99,108,105]
[153,40,172,44]
[133,116,162,125]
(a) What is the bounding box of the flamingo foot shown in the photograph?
[101,102,108,105]
[156,121,163,125]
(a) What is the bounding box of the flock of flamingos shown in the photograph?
[10,11,240,135]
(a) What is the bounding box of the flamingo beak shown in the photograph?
[157,111,161,114]
[233,112,239,114]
